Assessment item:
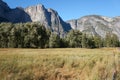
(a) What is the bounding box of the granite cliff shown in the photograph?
[67,15,120,39]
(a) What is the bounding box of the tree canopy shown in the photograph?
[0,22,120,48]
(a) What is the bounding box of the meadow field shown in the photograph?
[0,48,120,80]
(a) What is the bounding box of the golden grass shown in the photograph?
[0,48,120,80]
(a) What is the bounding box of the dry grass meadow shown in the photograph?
[0,48,120,80]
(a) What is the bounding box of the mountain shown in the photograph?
[25,5,71,36]
[0,0,71,37]
[67,15,120,39]
[1,0,120,39]
[0,0,10,22]
[0,0,33,23]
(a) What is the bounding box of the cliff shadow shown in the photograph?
[6,7,32,23]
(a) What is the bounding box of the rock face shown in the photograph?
[6,7,32,23]
[0,0,31,23]
[112,17,120,39]
[67,15,120,39]
[0,0,71,37]
[25,5,50,26]
[0,0,10,22]
[25,5,71,36]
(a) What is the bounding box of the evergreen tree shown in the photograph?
[93,36,103,48]
[81,33,87,48]
[49,33,60,48]
[104,33,111,47]
[104,33,119,47]
[111,34,119,47]
[0,23,13,48]
[87,36,96,48]
[65,30,82,48]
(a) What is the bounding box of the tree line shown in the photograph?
[0,22,120,48]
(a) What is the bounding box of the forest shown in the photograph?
[0,22,120,48]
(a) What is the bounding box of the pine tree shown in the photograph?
[104,33,111,47]
[49,33,60,48]
[82,33,87,48]
[65,30,82,48]
[93,36,103,48]
[111,34,119,47]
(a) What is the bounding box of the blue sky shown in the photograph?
[4,0,120,21]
